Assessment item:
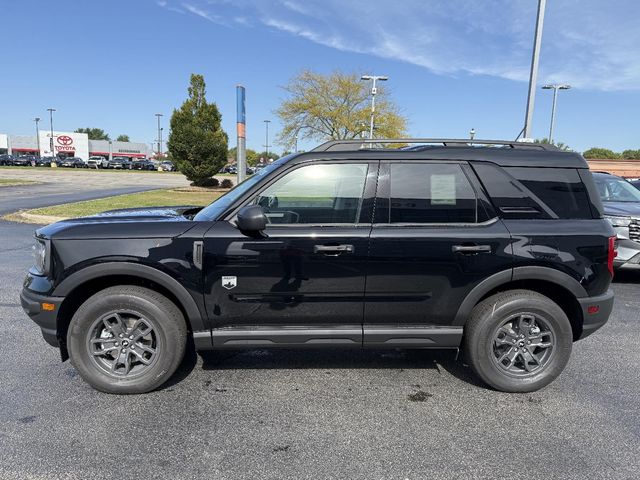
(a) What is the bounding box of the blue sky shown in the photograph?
[1,0,638,153]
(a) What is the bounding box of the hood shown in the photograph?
[602,201,640,218]
[37,205,204,240]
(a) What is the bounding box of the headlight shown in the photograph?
[604,215,631,240]
[32,238,49,275]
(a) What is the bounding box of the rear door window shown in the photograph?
[387,163,480,223]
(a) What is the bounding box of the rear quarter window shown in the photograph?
[472,163,594,219]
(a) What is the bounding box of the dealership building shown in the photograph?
[0,132,151,161]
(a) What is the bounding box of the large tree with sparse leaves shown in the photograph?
[75,127,110,140]
[275,70,407,148]
[167,74,228,186]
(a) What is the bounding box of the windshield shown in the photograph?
[193,157,289,221]
[594,175,640,202]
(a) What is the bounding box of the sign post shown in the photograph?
[236,85,246,184]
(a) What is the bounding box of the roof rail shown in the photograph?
[310,138,558,152]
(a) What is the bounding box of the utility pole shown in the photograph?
[46,108,56,157]
[522,0,547,140]
[263,120,271,157]
[155,113,163,157]
[360,75,388,139]
[236,85,247,183]
[34,117,41,157]
[542,84,571,144]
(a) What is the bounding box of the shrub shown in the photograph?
[221,179,234,189]
[194,177,219,187]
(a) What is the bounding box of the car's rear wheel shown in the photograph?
[464,290,573,393]
[67,286,187,394]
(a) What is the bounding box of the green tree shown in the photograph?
[116,134,130,142]
[275,70,407,148]
[254,151,280,163]
[167,74,228,186]
[75,127,110,140]
[228,147,260,166]
[534,138,571,151]
[622,149,640,159]
[583,147,621,159]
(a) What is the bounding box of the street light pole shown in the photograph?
[522,0,547,140]
[155,113,163,157]
[361,75,388,139]
[46,108,56,157]
[542,84,571,144]
[34,117,41,157]
[263,120,271,157]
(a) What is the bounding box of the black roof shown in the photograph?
[289,139,588,169]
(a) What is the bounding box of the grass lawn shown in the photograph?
[0,178,38,186]
[27,188,224,218]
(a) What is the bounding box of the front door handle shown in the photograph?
[452,244,492,254]
[314,244,354,255]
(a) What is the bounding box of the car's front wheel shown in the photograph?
[67,286,187,394]
[464,290,573,393]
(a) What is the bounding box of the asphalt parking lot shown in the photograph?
[0,177,639,479]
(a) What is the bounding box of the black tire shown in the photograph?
[464,289,573,393]
[67,286,187,394]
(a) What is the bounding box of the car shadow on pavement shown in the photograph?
[195,348,487,389]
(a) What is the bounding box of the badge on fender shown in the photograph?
[222,276,237,290]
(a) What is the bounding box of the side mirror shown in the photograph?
[237,205,267,234]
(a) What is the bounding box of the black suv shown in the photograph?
[21,139,616,394]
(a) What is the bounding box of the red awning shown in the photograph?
[12,148,38,152]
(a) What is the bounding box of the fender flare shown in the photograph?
[453,266,587,326]
[53,262,206,331]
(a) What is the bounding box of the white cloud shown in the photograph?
[161,0,640,91]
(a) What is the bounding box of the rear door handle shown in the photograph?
[452,244,492,254]
[314,244,354,255]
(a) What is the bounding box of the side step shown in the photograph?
[194,325,463,350]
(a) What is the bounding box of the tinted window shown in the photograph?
[472,162,549,219]
[255,163,368,224]
[388,163,478,223]
[506,167,593,219]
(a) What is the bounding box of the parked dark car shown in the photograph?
[13,155,36,166]
[108,157,132,169]
[36,156,55,167]
[58,157,87,168]
[593,172,640,269]
[0,153,15,165]
[21,138,615,395]
[131,159,157,171]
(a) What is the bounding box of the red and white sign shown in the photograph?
[39,131,88,160]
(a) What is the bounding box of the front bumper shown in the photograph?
[576,289,614,340]
[614,238,640,269]
[20,287,64,347]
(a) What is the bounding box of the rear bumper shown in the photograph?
[576,289,614,340]
[20,287,64,347]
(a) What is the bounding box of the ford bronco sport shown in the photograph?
[21,139,616,394]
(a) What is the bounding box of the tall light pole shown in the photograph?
[34,117,41,157]
[46,108,56,157]
[155,113,163,157]
[522,0,547,140]
[263,120,271,157]
[160,127,164,156]
[361,75,388,139]
[542,84,571,144]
